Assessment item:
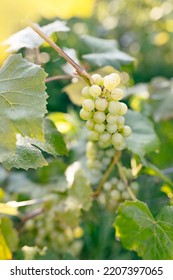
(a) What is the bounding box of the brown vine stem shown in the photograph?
[116,162,137,201]
[45,74,72,83]
[28,21,92,85]
[93,151,122,197]
[22,208,44,224]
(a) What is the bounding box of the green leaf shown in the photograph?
[0,54,47,163]
[114,200,173,260]
[149,78,173,122]
[0,203,19,216]
[2,135,48,170]
[31,119,68,156]
[69,169,93,211]
[0,232,12,260]
[125,110,159,156]
[3,119,67,170]
[63,79,85,106]
[81,35,134,69]
[3,20,70,52]
[0,217,18,252]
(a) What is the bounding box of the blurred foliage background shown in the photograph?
[1,0,173,81]
[0,0,173,260]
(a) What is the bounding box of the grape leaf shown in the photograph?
[31,118,68,157]
[149,78,173,122]
[2,135,48,170]
[63,79,86,106]
[0,232,12,260]
[3,20,70,52]
[125,110,159,156]
[69,169,93,211]
[81,35,134,69]
[0,217,18,252]
[0,54,47,162]
[3,119,67,170]
[114,200,173,260]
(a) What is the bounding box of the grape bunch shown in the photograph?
[80,73,132,150]
[24,206,83,257]
[99,176,139,212]
[85,141,115,185]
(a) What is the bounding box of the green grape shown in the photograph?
[89,85,102,97]
[80,108,92,120]
[82,99,95,112]
[122,125,132,137]
[117,181,126,191]
[131,182,139,192]
[94,111,106,123]
[87,131,99,141]
[111,189,121,200]
[86,119,95,130]
[116,116,125,128]
[103,182,112,191]
[91,74,104,86]
[111,132,124,146]
[106,123,117,134]
[118,102,128,115]
[106,113,118,124]
[103,73,121,91]
[111,88,124,101]
[94,123,105,134]
[108,101,122,115]
[110,73,121,85]
[121,191,131,200]
[95,98,108,111]
[82,86,90,98]
[111,177,118,185]
[99,132,111,144]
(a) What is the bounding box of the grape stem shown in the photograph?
[93,151,122,197]
[28,21,92,85]
[116,162,137,201]
[21,208,44,224]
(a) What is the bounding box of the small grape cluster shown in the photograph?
[80,73,132,150]
[99,176,139,212]
[85,141,115,185]
[24,206,83,257]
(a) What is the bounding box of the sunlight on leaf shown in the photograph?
[115,200,173,260]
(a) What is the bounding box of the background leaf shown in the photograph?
[0,217,19,252]
[0,232,12,260]
[69,169,93,211]
[3,21,70,52]
[31,119,68,157]
[149,78,173,122]
[114,200,173,260]
[81,35,134,69]
[125,110,159,156]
